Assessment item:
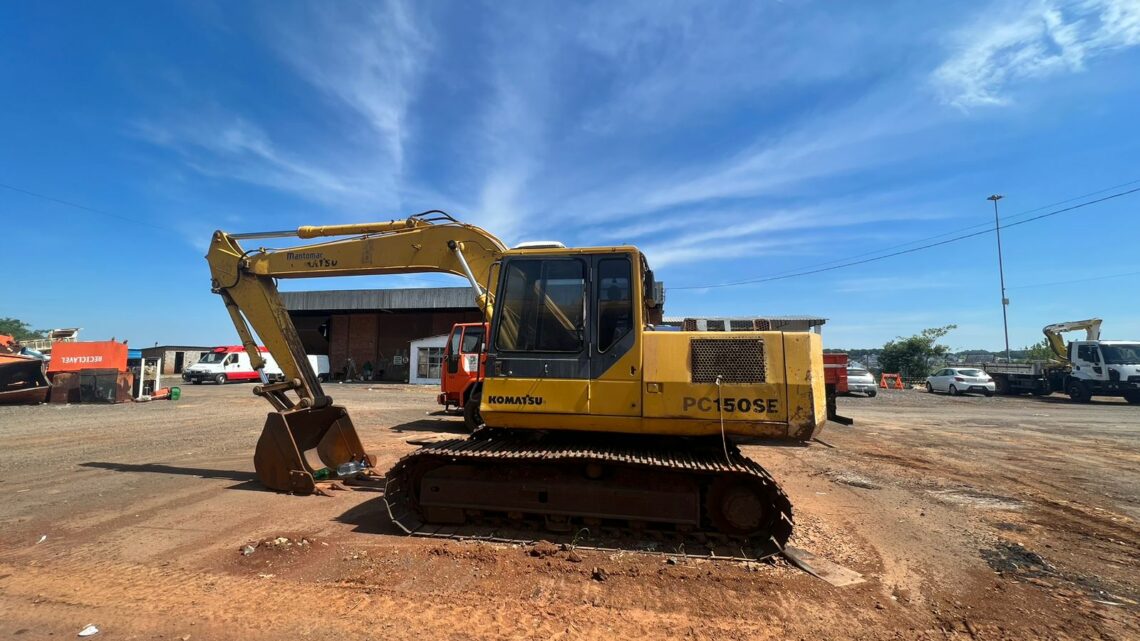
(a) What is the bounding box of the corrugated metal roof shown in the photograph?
[281,287,478,312]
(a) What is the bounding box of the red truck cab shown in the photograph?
[439,322,487,429]
[823,352,853,425]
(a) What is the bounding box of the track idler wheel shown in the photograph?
[706,479,769,536]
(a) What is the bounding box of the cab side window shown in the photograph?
[1077,345,1098,362]
[447,329,461,357]
[461,326,484,353]
[597,258,632,352]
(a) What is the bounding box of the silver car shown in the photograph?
[926,367,995,396]
[846,367,877,396]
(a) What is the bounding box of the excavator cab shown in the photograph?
[480,249,643,419]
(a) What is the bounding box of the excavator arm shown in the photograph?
[1042,318,1102,361]
[206,211,506,493]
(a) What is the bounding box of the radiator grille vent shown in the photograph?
[690,338,766,384]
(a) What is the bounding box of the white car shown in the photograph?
[846,367,877,397]
[926,367,995,397]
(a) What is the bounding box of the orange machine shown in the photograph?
[0,335,51,405]
[822,353,853,425]
[47,340,128,374]
[46,340,133,404]
[437,322,487,430]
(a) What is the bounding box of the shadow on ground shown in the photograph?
[80,461,262,491]
[1029,395,1132,406]
[334,494,406,535]
[390,417,469,435]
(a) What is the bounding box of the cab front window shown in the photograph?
[495,259,585,353]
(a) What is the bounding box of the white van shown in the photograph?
[182,346,284,385]
[183,347,328,385]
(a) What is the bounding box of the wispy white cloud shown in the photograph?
[130,0,1138,288]
[131,115,375,206]
[134,0,434,216]
[467,7,556,242]
[548,87,938,232]
[640,216,940,270]
[579,180,956,270]
[934,0,1140,109]
[572,2,886,133]
[269,0,431,181]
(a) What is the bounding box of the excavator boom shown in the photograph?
[206,211,506,493]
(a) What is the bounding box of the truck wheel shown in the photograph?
[214,373,227,385]
[1067,381,1091,403]
[463,396,483,432]
[1124,391,1140,405]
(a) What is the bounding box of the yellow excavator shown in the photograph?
[206,211,827,558]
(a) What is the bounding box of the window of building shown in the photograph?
[417,347,445,379]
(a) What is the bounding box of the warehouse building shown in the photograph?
[281,287,482,383]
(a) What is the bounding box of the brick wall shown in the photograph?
[327,310,482,382]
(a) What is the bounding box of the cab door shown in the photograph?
[589,255,641,416]
[441,326,463,400]
[1072,342,1105,380]
[483,257,590,415]
[460,324,486,378]
[226,352,242,376]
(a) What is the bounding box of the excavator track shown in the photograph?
[383,431,793,561]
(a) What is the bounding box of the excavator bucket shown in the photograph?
[253,404,375,494]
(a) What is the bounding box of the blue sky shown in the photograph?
[3,0,1139,350]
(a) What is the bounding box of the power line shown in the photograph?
[695,177,1140,282]
[670,185,1140,290]
[0,181,171,231]
[1007,269,1140,290]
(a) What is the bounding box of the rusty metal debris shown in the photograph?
[0,336,49,405]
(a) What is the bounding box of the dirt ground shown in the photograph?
[0,383,1137,640]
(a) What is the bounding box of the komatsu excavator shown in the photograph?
[206,211,827,558]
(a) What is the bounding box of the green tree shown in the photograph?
[0,318,46,340]
[1021,337,1054,361]
[878,325,957,379]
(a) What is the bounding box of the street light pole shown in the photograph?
[988,194,1011,363]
